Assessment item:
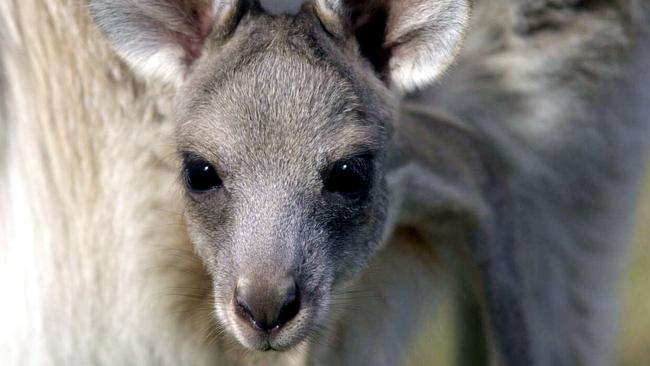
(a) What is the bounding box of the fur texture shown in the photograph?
[1,0,648,365]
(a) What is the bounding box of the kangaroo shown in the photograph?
[1,0,649,365]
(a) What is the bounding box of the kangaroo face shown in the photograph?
[176,13,392,350]
[91,0,468,352]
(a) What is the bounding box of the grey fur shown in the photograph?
[410,2,650,363]
[260,0,303,14]
[3,0,647,365]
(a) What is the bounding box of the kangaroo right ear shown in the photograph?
[89,0,247,85]
[315,0,470,93]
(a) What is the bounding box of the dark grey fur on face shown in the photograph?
[259,0,303,14]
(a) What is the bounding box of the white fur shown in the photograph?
[119,45,186,86]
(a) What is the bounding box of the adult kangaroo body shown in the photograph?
[1,1,648,365]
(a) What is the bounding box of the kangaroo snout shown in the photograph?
[234,276,301,333]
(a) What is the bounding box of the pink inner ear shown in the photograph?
[176,1,218,67]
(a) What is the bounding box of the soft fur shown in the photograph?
[1,1,649,365]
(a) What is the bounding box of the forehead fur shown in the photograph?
[175,11,390,168]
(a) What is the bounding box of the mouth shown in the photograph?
[223,302,318,352]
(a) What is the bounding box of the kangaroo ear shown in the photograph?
[315,0,470,93]
[89,0,246,85]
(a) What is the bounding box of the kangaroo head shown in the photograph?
[91,0,468,352]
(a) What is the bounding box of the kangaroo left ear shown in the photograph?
[89,0,248,85]
[315,0,470,93]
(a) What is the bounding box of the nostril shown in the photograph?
[276,284,300,328]
[234,289,256,324]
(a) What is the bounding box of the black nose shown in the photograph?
[234,277,300,332]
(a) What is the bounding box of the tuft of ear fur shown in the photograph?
[315,0,470,93]
[89,0,243,85]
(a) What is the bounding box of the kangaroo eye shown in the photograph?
[324,157,372,198]
[185,160,222,192]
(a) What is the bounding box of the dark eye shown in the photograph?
[324,157,372,198]
[185,160,222,192]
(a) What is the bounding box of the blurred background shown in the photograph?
[618,164,650,364]
[408,163,650,365]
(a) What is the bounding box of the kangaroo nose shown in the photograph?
[234,277,300,332]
